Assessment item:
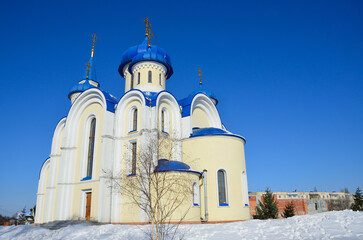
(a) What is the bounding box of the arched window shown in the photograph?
[159,73,161,85]
[192,182,199,206]
[217,170,228,205]
[161,110,165,132]
[138,72,140,84]
[86,118,96,178]
[148,71,152,83]
[130,74,134,89]
[132,109,138,131]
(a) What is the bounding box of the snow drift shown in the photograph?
[1,210,362,240]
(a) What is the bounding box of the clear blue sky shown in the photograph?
[0,0,362,216]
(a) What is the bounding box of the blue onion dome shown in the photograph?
[68,57,99,100]
[190,87,218,105]
[68,80,97,99]
[118,37,173,79]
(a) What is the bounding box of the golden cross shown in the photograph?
[85,62,92,79]
[143,17,151,36]
[143,17,153,48]
[91,34,97,57]
[91,34,97,48]
[198,68,203,85]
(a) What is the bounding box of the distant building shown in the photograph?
[249,192,353,218]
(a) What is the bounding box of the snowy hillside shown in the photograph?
[1,210,363,240]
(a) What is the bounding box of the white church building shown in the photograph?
[35,23,250,224]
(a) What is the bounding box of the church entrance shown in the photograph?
[85,192,92,220]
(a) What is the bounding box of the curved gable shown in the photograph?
[155,91,182,138]
[64,88,107,147]
[115,90,146,137]
[190,94,222,130]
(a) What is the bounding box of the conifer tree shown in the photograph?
[351,187,363,211]
[16,207,26,225]
[254,188,279,219]
[282,201,295,218]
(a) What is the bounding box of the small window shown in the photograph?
[86,118,96,178]
[161,110,165,132]
[132,109,138,131]
[148,71,152,83]
[192,182,199,206]
[217,170,228,205]
[159,73,161,85]
[131,74,134,89]
[131,142,137,175]
[138,72,140,84]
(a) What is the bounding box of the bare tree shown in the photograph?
[108,133,197,240]
[327,198,352,211]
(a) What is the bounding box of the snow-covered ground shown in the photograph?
[1,210,363,240]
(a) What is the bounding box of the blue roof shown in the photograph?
[118,37,173,79]
[154,159,201,175]
[68,80,97,99]
[101,90,118,113]
[178,89,218,117]
[190,127,246,142]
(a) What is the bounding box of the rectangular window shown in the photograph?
[138,72,140,84]
[131,142,137,175]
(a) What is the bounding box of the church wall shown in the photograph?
[69,102,104,220]
[168,172,201,222]
[119,136,142,223]
[119,193,142,223]
[192,107,210,129]
[154,172,201,223]
[183,136,250,222]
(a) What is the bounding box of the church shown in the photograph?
[35,19,250,224]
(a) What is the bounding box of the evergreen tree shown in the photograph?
[254,188,279,219]
[282,201,295,218]
[351,187,363,211]
[16,207,26,225]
